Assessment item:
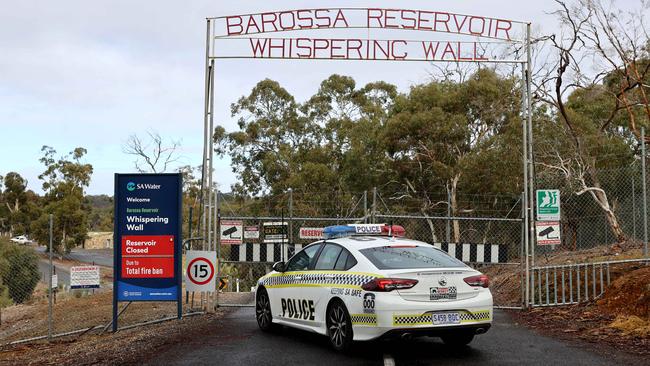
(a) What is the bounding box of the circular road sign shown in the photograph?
[187,257,215,286]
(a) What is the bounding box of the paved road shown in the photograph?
[37,260,70,287]
[35,246,113,267]
[144,308,642,366]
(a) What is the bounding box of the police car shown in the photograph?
[255,224,492,351]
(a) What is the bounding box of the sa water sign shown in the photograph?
[114,173,182,302]
[536,189,561,221]
[185,251,216,292]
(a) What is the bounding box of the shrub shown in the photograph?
[0,240,40,303]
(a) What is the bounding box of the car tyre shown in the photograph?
[255,288,277,332]
[326,299,353,352]
[440,330,475,347]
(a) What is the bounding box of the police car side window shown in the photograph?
[286,244,321,271]
[344,253,358,270]
[332,248,357,270]
[314,244,343,270]
[334,250,349,270]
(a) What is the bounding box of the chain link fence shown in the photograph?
[3,162,650,344]
[215,189,525,308]
[535,164,649,260]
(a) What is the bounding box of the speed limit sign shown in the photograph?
[185,250,216,292]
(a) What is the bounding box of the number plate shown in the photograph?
[432,312,460,325]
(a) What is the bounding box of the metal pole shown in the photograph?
[188,207,193,249]
[363,191,368,224]
[208,59,216,252]
[521,191,527,307]
[48,214,53,341]
[642,127,648,257]
[215,188,221,309]
[526,23,536,269]
[289,188,293,246]
[521,62,530,308]
[446,188,451,243]
[200,19,212,249]
[632,176,637,241]
[372,187,377,224]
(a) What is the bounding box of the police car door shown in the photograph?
[275,243,322,327]
[311,243,349,326]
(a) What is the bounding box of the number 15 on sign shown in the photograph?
[185,251,217,292]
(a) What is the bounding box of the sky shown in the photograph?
[0,0,566,195]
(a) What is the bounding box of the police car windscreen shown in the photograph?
[360,246,465,270]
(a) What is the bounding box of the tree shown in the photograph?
[123,130,182,173]
[532,0,648,242]
[0,173,41,237]
[215,75,397,217]
[31,146,93,253]
[384,69,522,242]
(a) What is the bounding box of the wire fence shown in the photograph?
[1,163,650,344]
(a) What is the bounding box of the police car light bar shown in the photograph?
[323,224,406,239]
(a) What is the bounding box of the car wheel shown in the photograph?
[440,330,475,347]
[326,300,353,352]
[255,288,276,332]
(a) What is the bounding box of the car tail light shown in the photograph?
[464,274,489,288]
[361,278,418,292]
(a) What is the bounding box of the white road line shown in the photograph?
[383,353,396,366]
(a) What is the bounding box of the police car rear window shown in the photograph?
[360,246,464,270]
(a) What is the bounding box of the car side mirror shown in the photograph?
[272,261,286,273]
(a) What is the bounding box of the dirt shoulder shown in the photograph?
[510,266,650,357]
[0,310,228,366]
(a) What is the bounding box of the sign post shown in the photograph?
[113,173,182,332]
[186,250,217,293]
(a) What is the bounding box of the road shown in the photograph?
[37,260,70,287]
[35,246,113,267]
[143,308,642,366]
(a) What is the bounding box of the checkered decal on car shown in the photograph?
[460,310,491,322]
[393,314,434,326]
[351,314,377,326]
[393,310,491,327]
[259,272,380,288]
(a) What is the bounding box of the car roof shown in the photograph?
[324,236,430,251]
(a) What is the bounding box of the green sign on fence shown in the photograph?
[536,189,560,220]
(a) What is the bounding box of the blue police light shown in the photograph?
[323,225,356,239]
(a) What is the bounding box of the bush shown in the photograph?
[0,239,40,304]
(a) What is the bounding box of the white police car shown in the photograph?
[255,224,492,351]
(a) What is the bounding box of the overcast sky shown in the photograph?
[0,1,569,195]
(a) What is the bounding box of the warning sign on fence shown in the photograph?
[299,227,324,240]
[220,220,243,245]
[536,221,561,246]
[244,226,260,240]
[70,265,100,289]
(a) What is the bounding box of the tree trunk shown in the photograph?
[421,208,439,243]
[581,169,626,243]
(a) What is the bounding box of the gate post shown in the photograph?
[215,189,221,310]
[372,187,377,224]
[289,188,293,246]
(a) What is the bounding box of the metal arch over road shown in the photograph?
[199,7,537,307]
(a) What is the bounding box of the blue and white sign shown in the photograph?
[114,174,182,302]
